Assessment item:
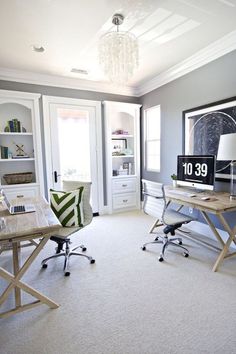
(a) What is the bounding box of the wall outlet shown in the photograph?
[189,207,193,214]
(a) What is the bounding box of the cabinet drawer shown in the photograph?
[4,186,39,201]
[113,193,136,209]
[112,178,136,194]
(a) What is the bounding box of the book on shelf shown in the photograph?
[7,119,22,132]
[0,146,8,159]
[128,162,132,175]
[122,162,132,175]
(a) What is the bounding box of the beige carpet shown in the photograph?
[1,210,236,354]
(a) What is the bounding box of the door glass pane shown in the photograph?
[57,108,91,181]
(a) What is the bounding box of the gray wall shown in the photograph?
[0,80,140,104]
[140,49,236,228]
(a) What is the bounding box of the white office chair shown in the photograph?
[41,181,95,276]
[141,180,194,262]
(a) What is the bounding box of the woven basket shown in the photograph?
[3,172,33,184]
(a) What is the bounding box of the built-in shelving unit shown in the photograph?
[103,100,141,213]
[0,90,44,201]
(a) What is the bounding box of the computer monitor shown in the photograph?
[177,155,215,191]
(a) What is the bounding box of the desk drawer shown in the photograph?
[113,193,136,209]
[4,186,39,202]
[112,178,136,194]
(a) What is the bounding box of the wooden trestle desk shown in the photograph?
[0,196,61,318]
[165,186,236,272]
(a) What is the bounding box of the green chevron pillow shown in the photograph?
[50,187,84,227]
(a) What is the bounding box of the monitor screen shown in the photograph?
[177,155,215,191]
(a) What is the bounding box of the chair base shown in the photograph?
[41,237,95,276]
[142,235,189,262]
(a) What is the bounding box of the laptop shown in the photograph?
[1,189,36,214]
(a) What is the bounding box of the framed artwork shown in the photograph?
[112,138,127,156]
[183,97,236,181]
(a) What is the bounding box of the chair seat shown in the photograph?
[163,209,194,225]
[50,226,81,239]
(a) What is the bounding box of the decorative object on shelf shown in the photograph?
[98,13,138,85]
[217,133,236,200]
[3,172,33,184]
[13,142,28,158]
[118,165,128,175]
[123,148,133,155]
[0,145,8,159]
[171,173,177,188]
[4,119,26,133]
[112,138,127,155]
[112,129,129,135]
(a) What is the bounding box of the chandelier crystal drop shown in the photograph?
[98,14,139,85]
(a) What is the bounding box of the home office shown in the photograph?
[1,1,236,354]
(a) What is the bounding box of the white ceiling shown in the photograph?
[0,0,236,96]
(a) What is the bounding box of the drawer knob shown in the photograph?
[122,184,127,187]
[17,195,24,198]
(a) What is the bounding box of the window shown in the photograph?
[144,105,161,172]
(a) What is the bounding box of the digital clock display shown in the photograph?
[177,155,215,187]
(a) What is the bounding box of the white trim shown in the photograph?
[0,67,138,97]
[137,30,236,96]
[0,30,236,96]
[42,95,104,214]
[0,89,40,100]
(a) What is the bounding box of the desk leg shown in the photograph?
[149,219,163,234]
[0,236,59,318]
[200,211,225,248]
[12,242,21,308]
[212,214,236,272]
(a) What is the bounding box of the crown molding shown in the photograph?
[0,30,236,98]
[136,30,236,96]
[0,67,138,97]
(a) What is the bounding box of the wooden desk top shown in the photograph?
[0,196,61,243]
[165,186,236,214]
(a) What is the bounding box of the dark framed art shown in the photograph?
[183,97,236,181]
[111,138,127,156]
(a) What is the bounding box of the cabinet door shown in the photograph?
[113,193,137,209]
[112,178,136,194]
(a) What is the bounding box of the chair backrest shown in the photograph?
[62,180,93,227]
[142,179,167,219]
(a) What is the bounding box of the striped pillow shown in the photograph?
[50,187,84,227]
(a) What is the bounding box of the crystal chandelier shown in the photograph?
[98,14,139,85]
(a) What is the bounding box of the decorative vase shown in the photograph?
[172,180,177,188]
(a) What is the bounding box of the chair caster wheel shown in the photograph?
[158,256,164,262]
[183,252,189,258]
[64,271,70,276]
[178,241,182,245]
[90,259,95,264]
[42,264,48,269]
[141,246,146,251]
[82,247,87,252]
[155,236,159,241]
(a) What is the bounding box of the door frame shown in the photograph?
[42,95,104,214]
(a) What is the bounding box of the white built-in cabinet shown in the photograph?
[103,101,141,213]
[0,90,44,201]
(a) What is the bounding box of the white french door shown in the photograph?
[42,96,103,213]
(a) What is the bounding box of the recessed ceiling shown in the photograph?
[0,0,236,96]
